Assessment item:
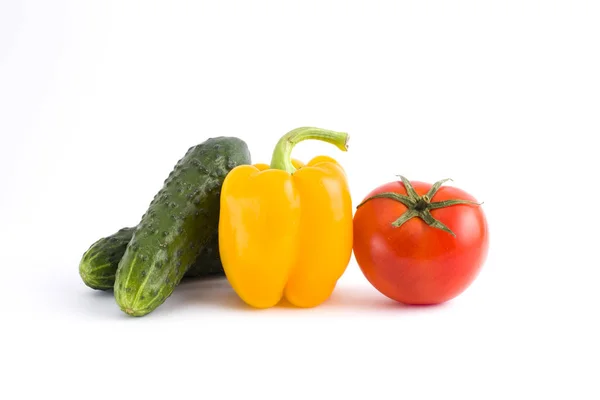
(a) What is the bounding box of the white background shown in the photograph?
[1,1,598,399]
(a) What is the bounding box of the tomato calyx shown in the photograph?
[356,175,482,237]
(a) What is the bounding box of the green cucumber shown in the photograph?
[184,233,224,278]
[79,227,135,290]
[114,137,251,317]
[79,228,223,291]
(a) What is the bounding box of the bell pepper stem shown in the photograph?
[270,127,350,173]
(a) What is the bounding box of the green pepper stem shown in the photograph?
[269,127,349,173]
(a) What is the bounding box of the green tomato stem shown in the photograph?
[357,175,482,237]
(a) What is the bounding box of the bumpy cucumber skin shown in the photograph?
[79,227,136,290]
[114,137,251,316]
[79,229,224,291]
[184,233,223,278]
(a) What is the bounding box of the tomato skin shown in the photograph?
[353,180,489,305]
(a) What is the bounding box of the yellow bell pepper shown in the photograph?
[218,127,353,309]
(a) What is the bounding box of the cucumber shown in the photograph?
[184,233,223,278]
[79,227,135,290]
[114,137,251,316]
[79,228,223,291]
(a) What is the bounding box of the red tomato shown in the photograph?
[353,177,489,305]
